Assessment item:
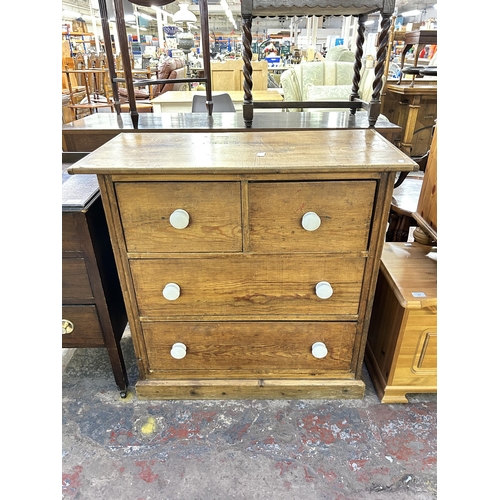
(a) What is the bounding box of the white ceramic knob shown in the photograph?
[169,209,190,229]
[315,281,333,299]
[170,342,187,359]
[301,212,321,231]
[162,282,180,301]
[312,342,328,359]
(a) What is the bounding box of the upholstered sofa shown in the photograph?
[116,57,187,112]
[280,60,381,111]
[153,57,188,97]
[325,46,356,62]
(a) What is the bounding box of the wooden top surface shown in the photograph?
[391,176,423,215]
[385,83,437,96]
[62,110,402,133]
[404,29,438,44]
[381,242,437,308]
[62,173,99,211]
[151,90,283,104]
[67,129,417,176]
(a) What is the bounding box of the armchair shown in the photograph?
[281,60,381,111]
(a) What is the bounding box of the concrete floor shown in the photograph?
[62,327,437,500]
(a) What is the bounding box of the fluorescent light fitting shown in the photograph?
[139,13,154,20]
[62,9,82,19]
[401,10,421,17]
[364,20,375,25]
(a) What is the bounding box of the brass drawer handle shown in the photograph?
[62,319,74,335]
[301,211,321,231]
[315,281,333,299]
[312,342,328,359]
[169,209,190,229]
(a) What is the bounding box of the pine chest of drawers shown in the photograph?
[68,130,416,400]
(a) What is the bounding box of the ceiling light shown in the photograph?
[173,3,197,24]
[401,10,421,17]
[138,12,154,21]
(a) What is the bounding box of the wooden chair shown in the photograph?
[115,68,155,113]
[63,65,114,121]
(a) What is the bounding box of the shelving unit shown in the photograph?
[63,32,96,56]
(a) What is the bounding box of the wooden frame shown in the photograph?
[240,0,396,127]
[96,0,213,128]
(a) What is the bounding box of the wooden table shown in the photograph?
[68,129,416,400]
[151,90,283,114]
[382,82,437,157]
[62,111,402,152]
[365,242,437,403]
[398,30,438,86]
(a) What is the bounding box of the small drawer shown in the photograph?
[115,182,242,253]
[248,181,376,252]
[62,305,105,347]
[130,254,365,318]
[142,321,357,374]
[62,258,94,300]
[62,213,82,253]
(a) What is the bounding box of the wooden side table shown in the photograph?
[62,174,129,397]
[383,82,437,157]
[398,30,438,86]
[365,242,437,403]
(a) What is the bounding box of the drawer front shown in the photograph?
[115,182,242,253]
[62,305,105,347]
[130,255,365,318]
[62,258,94,300]
[248,181,376,252]
[62,213,82,253]
[142,321,356,373]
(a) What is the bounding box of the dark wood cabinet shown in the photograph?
[62,174,129,396]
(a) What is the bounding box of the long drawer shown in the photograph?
[130,254,366,318]
[62,305,105,347]
[142,321,357,374]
